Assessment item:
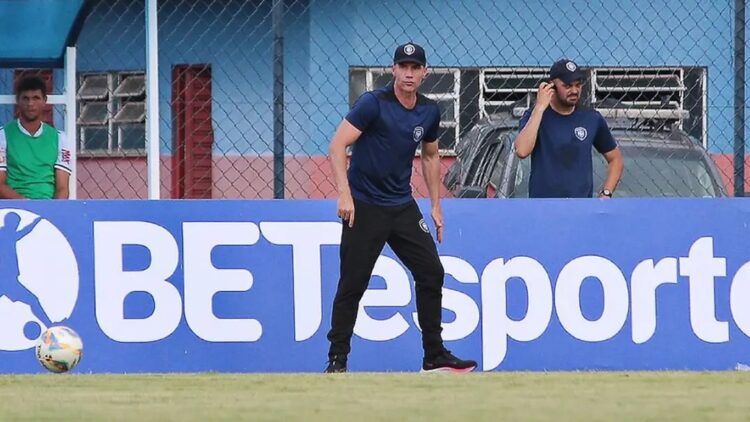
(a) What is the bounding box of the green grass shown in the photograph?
[0,372,748,421]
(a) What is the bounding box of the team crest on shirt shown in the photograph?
[413,126,424,142]
[574,127,588,141]
[419,218,430,233]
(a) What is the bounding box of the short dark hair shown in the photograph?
[15,76,47,98]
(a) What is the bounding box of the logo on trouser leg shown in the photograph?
[419,219,430,233]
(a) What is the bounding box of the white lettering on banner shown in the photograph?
[631,258,678,344]
[679,237,728,343]
[87,219,750,371]
[260,222,342,341]
[555,256,628,342]
[183,222,262,342]
[731,261,750,337]
[354,256,411,340]
[481,257,553,372]
[94,222,182,342]
[418,256,480,341]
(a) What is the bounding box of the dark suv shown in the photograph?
[444,110,727,198]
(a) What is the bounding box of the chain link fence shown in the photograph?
[5,0,747,198]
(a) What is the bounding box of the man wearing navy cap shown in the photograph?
[514,59,624,198]
[324,42,477,373]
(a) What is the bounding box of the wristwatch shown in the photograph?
[599,189,613,198]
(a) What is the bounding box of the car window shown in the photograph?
[467,130,507,187]
[489,134,514,189]
[511,158,530,198]
[469,143,501,186]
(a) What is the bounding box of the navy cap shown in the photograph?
[549,59,584,84]
[393,42,426,66]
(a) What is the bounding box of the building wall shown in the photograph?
[70,0,740,156]
[75,156,455,199]
[0,0,746,197]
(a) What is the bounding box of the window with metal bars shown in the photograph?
[77,71,146,155]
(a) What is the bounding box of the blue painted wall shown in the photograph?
[0,0,744,155]
[307,0,738,155]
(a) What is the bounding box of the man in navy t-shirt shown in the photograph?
[325,42,476,374]
[515,59,624,198]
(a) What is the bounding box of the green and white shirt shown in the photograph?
[0,120,73,199]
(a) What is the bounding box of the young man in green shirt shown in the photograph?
[0,76,72,199]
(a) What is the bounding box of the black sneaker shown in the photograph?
[421,350,477,373]
[324,355,347,373]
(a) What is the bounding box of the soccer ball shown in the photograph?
[35,326,83,373]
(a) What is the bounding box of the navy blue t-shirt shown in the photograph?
[519,107,617,198]
[345,85,441,206]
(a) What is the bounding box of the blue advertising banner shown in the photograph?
[1,199,750,373]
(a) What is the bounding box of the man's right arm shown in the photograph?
[0,172,25,199]
[0,126,26,199]
[329,119,362,227]
[514,82,554,158]
[331,92,378,228]
[0,131,23,199]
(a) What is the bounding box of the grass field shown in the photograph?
[1,372,748,421]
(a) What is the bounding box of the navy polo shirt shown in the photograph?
[519,107,617,198]
[345,85,440,206]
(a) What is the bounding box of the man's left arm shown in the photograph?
[421,139,443,243]
[601,147,624,197]
[594,114,624,197]
[54,131,73,199]
[54,169,70,199]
